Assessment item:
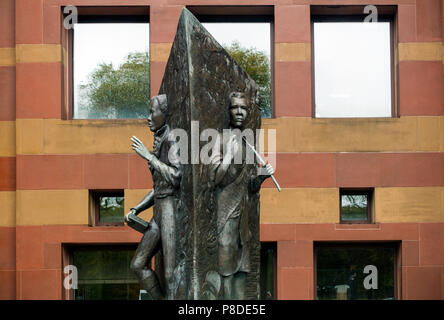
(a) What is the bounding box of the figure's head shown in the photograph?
[228,92,248,129]
[147,94,168,132]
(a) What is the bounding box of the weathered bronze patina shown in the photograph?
[125,8,274,300]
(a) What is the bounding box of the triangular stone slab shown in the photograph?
[157,8,261,300]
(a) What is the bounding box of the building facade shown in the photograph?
[0,0,443,300]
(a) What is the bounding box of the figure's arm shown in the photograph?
[131,189,155,215]
[131,135,182,188]
[147,139,182,187]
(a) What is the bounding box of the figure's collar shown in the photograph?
[155,124,169,138]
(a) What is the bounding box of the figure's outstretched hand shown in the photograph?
[259,162,275,177]
[264,163,275,177]
[131,136,153,161]
[124,208,137,223]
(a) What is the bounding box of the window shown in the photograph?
[315,243,397,300]
[70,246,141,300]
[260,242,276,299]
[67,7,150,119]
[89,190,124,226]
[188,6,273,118]
[312,6,395,118]
[340,189,373,224]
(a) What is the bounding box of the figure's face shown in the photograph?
[229,97,248,128]
[147,98,166,132]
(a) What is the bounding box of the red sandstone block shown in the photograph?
[419,223,444,266]
[150,61,167,96]
[0,67,16,121]
[0,0,15,47]
[278,267,312,300]
[278,240,313,268]
[20,269,60,300]
[43,4,61,44]
[401,266,408,299]
[0,157,16,191]
[150,5,183,43]
[0,270,16,300]
[16,226,44,271]
[43,243,61,269]
[129,154,153,189]
[399,61,443,116]
[263,153,335,188]
[16,63,62,119]
[260,224,295,241]
[420,239,444,266]
[275,5,310,43]
[384,153,444,187]
[336,153,444,188]
[416,0,442,42]
[405,266,441,300]
[83,154,129,189]
[274,61,311,117]
[398,5,417,42]
[336,153,383,188]
[442,267,444,299]
[0,227,16,270]
[16,0,43,44]
[419,223,444,242]
[17,155,83,190]
[401,240,419,266]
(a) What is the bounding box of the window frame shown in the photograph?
[62,6,150,120]
[89,190,125,227]
[187,5,275,118]
[310,5,398,119]
[313,242,400,300]
[339,188,374,224]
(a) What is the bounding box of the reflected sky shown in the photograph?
[73,23,150,116]
[202,22,271,56]
[314,22,392,118]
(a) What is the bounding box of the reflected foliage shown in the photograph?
[73,247,141,300]
[224,41,271,118]
[316,246,395,300]
[99,196,124,224]
[341,195,368,221]
[77,52,150,119]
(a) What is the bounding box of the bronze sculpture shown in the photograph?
[125,8,279,299]
[126,94,182,300]
[209,92,274,299]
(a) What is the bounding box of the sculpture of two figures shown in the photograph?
[126,93,274,300]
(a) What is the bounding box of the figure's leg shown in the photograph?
[233,272,247,300]
[218,217,241,300]
[222,275,234,300]
[159,198,176,300]
[130,219,163,300]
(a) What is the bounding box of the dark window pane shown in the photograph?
[99,196,124,224]
[316,245,395,300]
[73,23,150,119]
[341,194,368,221]
[73,247,141,300]
[260,243,276,299]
